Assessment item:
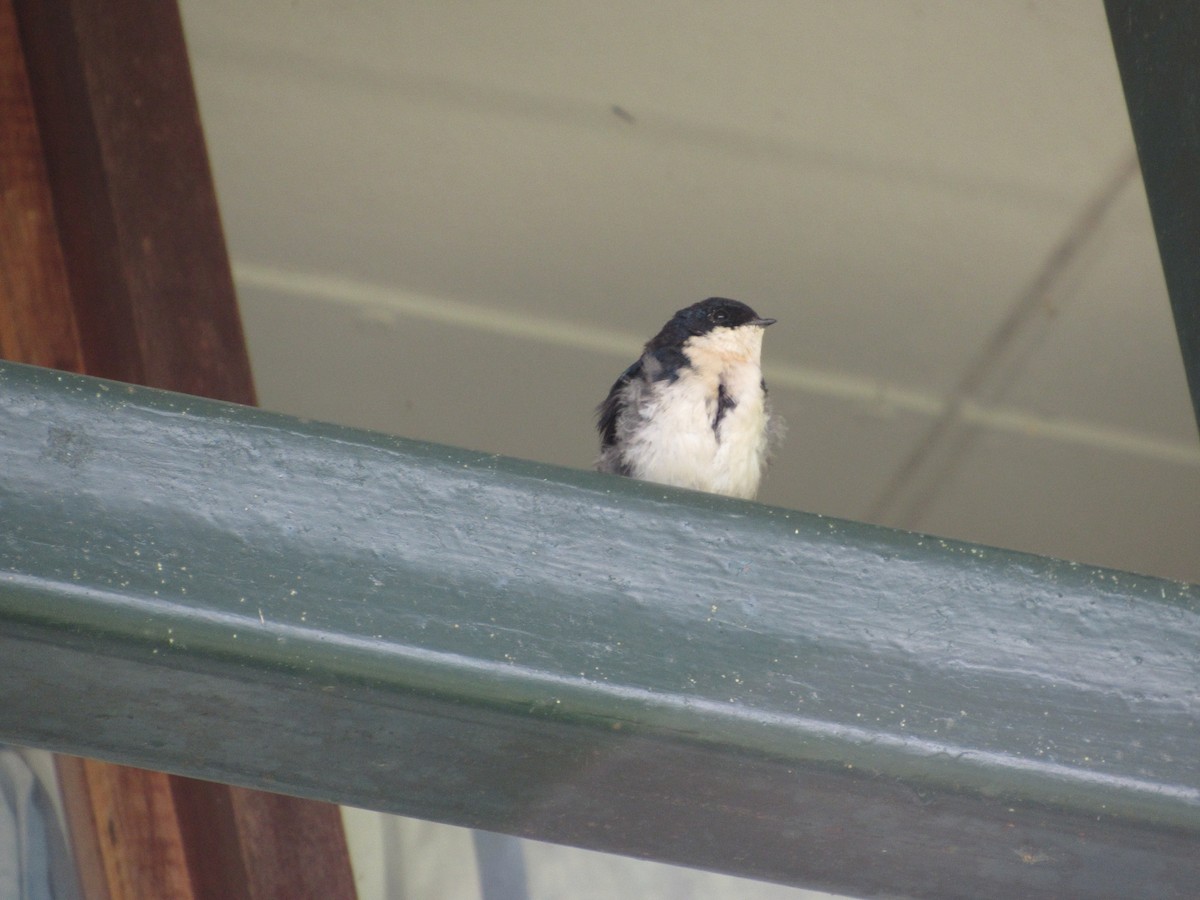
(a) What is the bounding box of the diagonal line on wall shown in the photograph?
[864,152,1142,528]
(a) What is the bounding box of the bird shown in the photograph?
[596,297,778,500]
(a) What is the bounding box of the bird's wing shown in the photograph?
[596,359,643,450]
[595,358,648,475]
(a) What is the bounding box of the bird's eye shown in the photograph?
[712,310,728,323]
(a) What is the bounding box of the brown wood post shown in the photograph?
[0,0,358,896]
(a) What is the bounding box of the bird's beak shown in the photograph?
[752,317,777,328]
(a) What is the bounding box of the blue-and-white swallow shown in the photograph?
[596,297,778,499]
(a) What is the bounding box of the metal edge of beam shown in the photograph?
[1105,0,1200,435]
[1,360,1197,900]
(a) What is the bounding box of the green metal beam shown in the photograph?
[1,360,1197,899]
[1106,1,1200,435]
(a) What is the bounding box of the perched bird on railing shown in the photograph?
[596,297,779,500]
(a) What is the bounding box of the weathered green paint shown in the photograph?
[1106,0,1200,435]
[1,360,1197,899]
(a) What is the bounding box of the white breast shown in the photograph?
[624,327,770,499]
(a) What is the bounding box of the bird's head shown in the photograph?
[679,297,776,335]
[646,298,776,360]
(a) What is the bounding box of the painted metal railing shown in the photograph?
[1,360,1196,899]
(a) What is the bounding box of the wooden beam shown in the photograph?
[10,0,255,401]
[0,1,356,897]
[0,0,83,371]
